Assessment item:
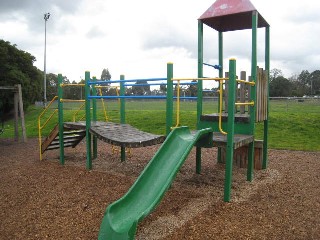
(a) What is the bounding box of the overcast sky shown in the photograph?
[1,0,320,83]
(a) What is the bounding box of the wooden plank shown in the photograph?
[14,91,19,141]
[41,124,59,153]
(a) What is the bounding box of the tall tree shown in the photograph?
[132,80,150,95]
[101,68,111,85]
[269,76,293,97]
[0,39,42,113]
[270,68,283,82]
[309,70,320,95]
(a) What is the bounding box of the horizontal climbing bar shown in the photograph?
[60,99,85,103]
[60,83,85,87]
[88,78,167,85]
[88,95,197,100]
[94,86,119,89]
[235,101,255,106]
[171,77,228,81]
[236,79,255,85]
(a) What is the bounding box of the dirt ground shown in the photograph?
[0,138,319,240]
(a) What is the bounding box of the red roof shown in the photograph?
[199,0,269,32]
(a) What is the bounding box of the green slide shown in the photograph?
[98,126,213,240]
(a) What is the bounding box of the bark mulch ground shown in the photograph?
[0,138,319,239]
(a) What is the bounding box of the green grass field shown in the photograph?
[1,99,319,151]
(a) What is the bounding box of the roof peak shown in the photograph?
[199,0,269,32]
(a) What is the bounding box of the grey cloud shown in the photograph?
[142,25,197,57]
[86,26,106,39]
[0,0,84,33]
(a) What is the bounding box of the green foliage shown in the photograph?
[270,76,293,97]
[0,40,42,113]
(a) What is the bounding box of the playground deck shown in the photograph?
[64,121,166,148]
[212,132,254,149]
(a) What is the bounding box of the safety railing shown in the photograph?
[171,77,255,135]
[38,95,58,160]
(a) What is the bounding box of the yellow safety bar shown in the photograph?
[73,103,85,122]
[60,99,85,103]
[235,101,255,106]
[171,80,181,129]
[38,96,58,160]
[171,77,255,135]
[218,80,227,135]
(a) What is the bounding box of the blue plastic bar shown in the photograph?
[124,83,165,87]
[124,82,197,87]
[203,62,221,70]
[87,95,197,100]
[88,77,167,85]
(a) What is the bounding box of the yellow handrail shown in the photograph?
[98,88,108,122]
[73,103,85,122]
[235,101,254,106]
[171,80,181,129]
[218,80,227,135]
[171,77,228,81]
[38,96,58,160]
[60,99,85,103]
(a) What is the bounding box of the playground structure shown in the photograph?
[38,0,270,239]
[0,84,27,142]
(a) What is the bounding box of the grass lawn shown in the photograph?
[1,99,319,151]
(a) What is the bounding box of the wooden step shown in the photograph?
[41,125,86,154]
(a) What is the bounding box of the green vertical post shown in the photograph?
[166,63,173,136]
[92,76,98,159]
[120,75,126,161]
[217,31,224,163]
[57,74,65,165]
[196,20,204,174]
[224,59,236,202]
[263,26,270,169]
[247,11,258,181]
[85,71,92,170]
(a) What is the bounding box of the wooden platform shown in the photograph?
[64,121,166,148]
[212,132,254,149]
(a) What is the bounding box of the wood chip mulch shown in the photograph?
[0,138,319,239]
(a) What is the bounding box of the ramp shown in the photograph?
[98,126,213,240]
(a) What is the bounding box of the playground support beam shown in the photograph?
[58,74,65,165]
[224,58,237,202]
[120,75,126,161]
[166,63,173,136]
[85,71,92,170]
[196,20,204,174]
[263,26,270,169]
[217,31,223,164]
[92,77,98,159]
[247,10,258,182]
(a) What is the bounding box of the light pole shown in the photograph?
[44,12,50,107]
